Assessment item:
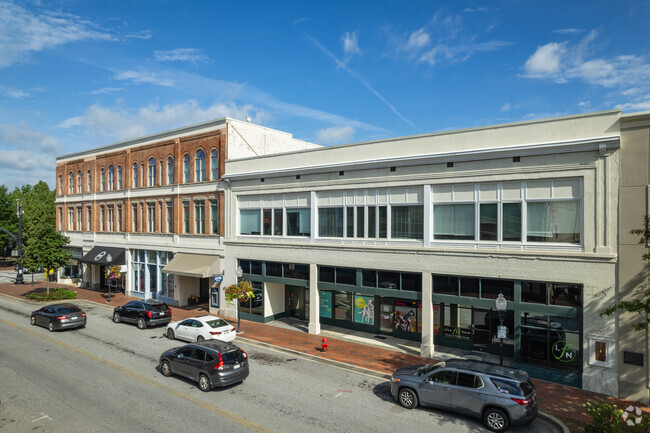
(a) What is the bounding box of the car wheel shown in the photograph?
[398,388,418,409]
[48,321,54,332]
[137,317,146,330]
[198,374,211,392]
[197,335,205,342]
[30,315,36,325]
[161,360,172,377]
[166,329,175,340]
[484,407,509,432]
[112,312,121,323]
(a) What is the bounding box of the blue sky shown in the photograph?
[1,0,649,190]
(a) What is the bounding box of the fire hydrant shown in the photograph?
[321,337,329,352]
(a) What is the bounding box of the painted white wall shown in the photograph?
[265,282,285,317]
[226,119,320,160]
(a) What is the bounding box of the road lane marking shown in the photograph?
[0,318,274,433]
[32,413,52,422]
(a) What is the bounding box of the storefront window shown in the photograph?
[442,303,472,340]
[520,312,579,372]
[550,283,582,307]
[336,267,356,285]
[527,201,580,243]
[391,205,423,240]
[318,266,335,283]
[460,277,479,297]
[378,271,400,289]
[433,275,458,295]
[286,208,310,236]
[240,209,261,235]
[319,291,332,319]
[522,281,547,304]
[319,207,344,237]
[401,273,421,292]
[481,279,514,300]
[239,281,263,317]
[394,300,421,333]
[334,291,352,321]
[283,263,309,280]
[362,269,377,288]
[434,204,475,240]
[354,295,375,325]
[266,262,282,277]
[251,261,262,275]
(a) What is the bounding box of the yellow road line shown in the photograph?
[0,317,274,433]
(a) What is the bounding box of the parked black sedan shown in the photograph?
[112,299,172,329]
[159,341,249,391]
[31,303,86,332]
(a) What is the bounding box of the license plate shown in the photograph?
[160,312,165,316]
[70,316,77,320]
[233,364,240,369]
[223,330,229,334]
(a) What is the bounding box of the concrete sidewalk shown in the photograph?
[2,277,649,432]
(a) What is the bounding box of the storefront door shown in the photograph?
[472,308,491,353]
[285,285,304,318]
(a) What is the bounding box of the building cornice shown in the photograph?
[224,135,620,181]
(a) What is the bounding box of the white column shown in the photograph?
[420,271,435,358]
[308,262,321,334]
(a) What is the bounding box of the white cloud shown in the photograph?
[554,28,583,35]
[154,48,209,64]
[523,30,650,110]
[524,42,567,78]
[89,87,125,95]
[501,102,511,112]
[0,0,115,68]
[114,70,175,87]
[342,32,362,57]
[315,125,355,145]
[58,100,261,143]
[0,85,29,99]
[125,30,152,40]
[406,29,430,50]
[0,122,60,152]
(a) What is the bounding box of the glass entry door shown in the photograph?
[472,308,491,353]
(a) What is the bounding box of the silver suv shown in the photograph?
[390,359,537,432]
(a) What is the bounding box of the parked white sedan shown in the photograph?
[165,315,236,343]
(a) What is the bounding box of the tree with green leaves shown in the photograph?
[0,185,18,261]
[601,215,650,332]
[21,181,70,294]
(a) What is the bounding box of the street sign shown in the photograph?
[213,275,223,283]
[497,326,507,339]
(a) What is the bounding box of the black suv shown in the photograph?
[159,341,249,391]
[112,300,172,329]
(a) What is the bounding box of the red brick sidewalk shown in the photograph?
[1,278,648,432]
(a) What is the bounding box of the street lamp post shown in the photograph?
[495,292,507,366]
[236,265,243,333]
[15,199,24,285]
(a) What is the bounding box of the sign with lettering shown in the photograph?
[552,341,577,363]
[443,326,472,340]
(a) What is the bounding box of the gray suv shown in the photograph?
[390,359,537,432]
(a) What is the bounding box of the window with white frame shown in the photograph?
[77,171,82,193]
[183,154,190,183]
[133,163,139,188]
[58,207,63,230]
[210,200,218,234]
[239,194,311,237]
[108,165,114,191]
[195,150,206,182]
[167,157,174,184]
[116,204,122,231]
[117,166,123,189]
[107,205,114,231]
[68,208,74,230]
[148,158,156,187]
[166,202,173,233]
[147,203,155,232]
[58,175,63,194]
[159,160,164,186]
[100,168,105,192]
[211,149,218,180]
[132,204,138,232]
[86,206,91,231]
[68,172,74,194]
[87,170,92,192]
[195,200,205,234]
[183,201,190,233]
[76,207,82,231]
[100,206,105,231]
[432,179,581,244]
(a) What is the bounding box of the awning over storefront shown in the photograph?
[80,246,126,265]
[162,253,220,278]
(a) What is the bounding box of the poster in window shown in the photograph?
[354,295,374,325]
[319,291,332,319]
[394,300,418,332]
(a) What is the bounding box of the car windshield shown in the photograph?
[416,364,441,376]
[57,306,81,314]
[206,319,229,328]
[148,303,169,312]
[490,378,531,396]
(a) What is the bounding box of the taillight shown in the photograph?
[81,313,86,317]
[55,316,68,320]
[209,331,221,335]
[147,311,152,318]
[241,349,248,359]
[511,398,531,405]
[168,308,172,316]
[213,353,224,370]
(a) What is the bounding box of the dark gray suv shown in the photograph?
[390,359,537,432]
[159,341,249,391]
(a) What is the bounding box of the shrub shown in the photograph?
[584,402,623,433]
[26,288,77,301]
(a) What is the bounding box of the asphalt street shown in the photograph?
[0,295,528,433]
